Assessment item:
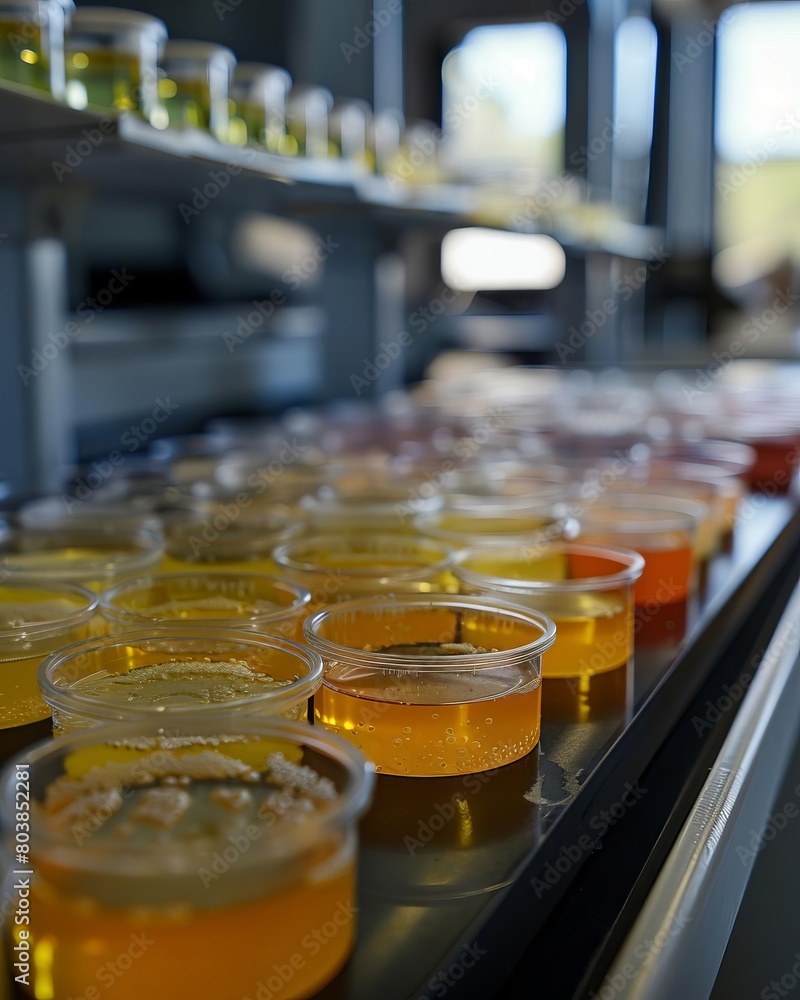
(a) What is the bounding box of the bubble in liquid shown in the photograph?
[392,738,402,747]
[485,718,493,725]
[431,714,439,719]
[402,726,411,734]
[446,736,455,744]
[439,761,448,769]
[367,726,375,732]
[457,747,467,756]
[445,728,454,736]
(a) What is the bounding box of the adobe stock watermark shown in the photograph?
[692,603,800,737]
[349,330,412,395]
[51,120,116,181]
[556,578,685,687]
[60,934,155,1000]
[588,913,692,999]
[530,781,647,898]
[737,784,800,867]
[212,0,244,20]
[728,449,800,534]
[17,268,136,385]
[403,768,499,856]
[761,954,800,1000]
[178,447,308,560]
[544,0,586,26]
[385,77,500,188]
[178,148,258,224]
[409,285,459,335]
[509,119,627,231]
[224,236,340,354]
[415,941,487,1000]
[671,10,738,74]
[60,397,179,513]
[392,406,509,524]
[241,901,357,1000]
[554,247,672,361]
[340,0,403,63]
[682,289,798,403]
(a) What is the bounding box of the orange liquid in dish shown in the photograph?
[13,737,356,1000]
[18,868,354,1000]
[634,545,694,605]
[317,679,541,777]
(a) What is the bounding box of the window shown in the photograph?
[441,23,566,178]
[715,2,800,287]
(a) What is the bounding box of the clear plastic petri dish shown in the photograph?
[99,571,311,641]
[305,595,556,776]
[38,626,323,732]
[1,716,374,998]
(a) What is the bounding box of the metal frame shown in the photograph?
[604,571,800,999]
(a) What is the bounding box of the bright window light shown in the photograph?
[614,16,658,160]
[441,228,566,291]
[441,23,566,176]
[715,2,800,271]
[717,3,800,161]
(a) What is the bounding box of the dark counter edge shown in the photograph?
[412,502,800,1000]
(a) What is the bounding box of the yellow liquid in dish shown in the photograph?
[2,548,147,592]
[0,595,92,729]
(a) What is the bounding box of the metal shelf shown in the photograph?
[0,81,664,255]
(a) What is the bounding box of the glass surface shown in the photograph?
[159,40,235,141]
[0,0,69,96]
[64,6,166,121]
[228,61,291,150]
[285,85,334,157]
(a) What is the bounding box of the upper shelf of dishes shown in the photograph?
[0,1,663,257]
